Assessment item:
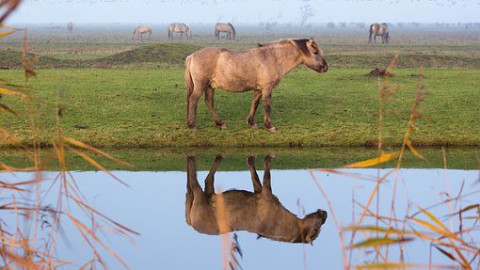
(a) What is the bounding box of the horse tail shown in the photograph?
[385,32,390,44]
[185,156,195,226]
[229,23,236,40]
[185,55,194,123]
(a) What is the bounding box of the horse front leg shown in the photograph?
[246,90,262,128]
[262,155,274,195]
[262,90,276,132]
[205,87,226,129]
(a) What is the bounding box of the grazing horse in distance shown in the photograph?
[369,23,390,44]
[132,25,152,41]
[185,38,328,132]
[185,155,328,244]
[214,22,236,40]
[67,22,73,33]
[168,23,192,40]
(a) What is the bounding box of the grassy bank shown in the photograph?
[1,67,479,147]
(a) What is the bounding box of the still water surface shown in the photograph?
[2,156,478,269]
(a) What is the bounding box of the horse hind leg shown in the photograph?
[187,83,205,129]
[205,87,226,129]
[262,90,276,132]
[246,90,262,128]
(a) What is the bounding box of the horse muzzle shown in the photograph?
[318,62,328,73]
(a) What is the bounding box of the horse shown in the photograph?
[132,25,152,41]
[67,22,73,33]
[185,38,328,132]
[369,23,390,44]
[214,22,236,40]
[185,155,328,244]
[168,23,192,40]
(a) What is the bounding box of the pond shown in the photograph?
[1,149,479,269]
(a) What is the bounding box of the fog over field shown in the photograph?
[6,0,480,25]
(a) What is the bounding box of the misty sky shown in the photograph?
[5,0,480,25]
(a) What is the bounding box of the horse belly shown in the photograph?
[211,77,253,92]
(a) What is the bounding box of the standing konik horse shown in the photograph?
[132,25,152,41]
[185,38,328,132]
[168,23,192,40]
[214,22,236,40]
[369,23,390,44]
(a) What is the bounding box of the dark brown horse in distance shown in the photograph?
[214,22,236,40]
[185,155,328,244]
[185,38,328,132]
[369,23,390,44]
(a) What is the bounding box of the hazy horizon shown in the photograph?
[5,0,480,25]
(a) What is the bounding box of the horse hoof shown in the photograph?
[250,123,258,129]
[267,127,277,133]
[220,124,228,130]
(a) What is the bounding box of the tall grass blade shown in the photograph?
[62,136,132,167]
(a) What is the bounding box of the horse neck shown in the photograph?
[260,42,303,75]
[255,209,304,242]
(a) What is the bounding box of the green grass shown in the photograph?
[1,67,479,147]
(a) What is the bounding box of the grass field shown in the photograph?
[1,24,479,148]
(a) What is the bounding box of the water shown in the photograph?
[1,156,478,269]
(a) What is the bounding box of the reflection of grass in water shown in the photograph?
[1,6,137,268]
[310,58,479,269]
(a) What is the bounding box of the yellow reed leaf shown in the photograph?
[410,218,462,243]
[342,152,400,168]
[406,139,424,159]
[0,87,30,100]
[418,207,448,231]
[356,263,454,269]
[0,30,14,38]
[350,237,414,249]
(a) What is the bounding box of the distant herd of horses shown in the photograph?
[130,22,236,41]
[69,21,389,44]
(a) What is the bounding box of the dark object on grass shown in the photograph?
[366,67,394,77]
[73,124,88,129]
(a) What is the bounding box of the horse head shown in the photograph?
[294,38,328,73]
[295,209,328,244]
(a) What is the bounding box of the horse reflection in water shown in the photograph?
[185,155,327,244]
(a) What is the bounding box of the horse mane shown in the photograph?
[256,39,310,56]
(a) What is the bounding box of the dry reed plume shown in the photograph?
[1,2,138,268]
